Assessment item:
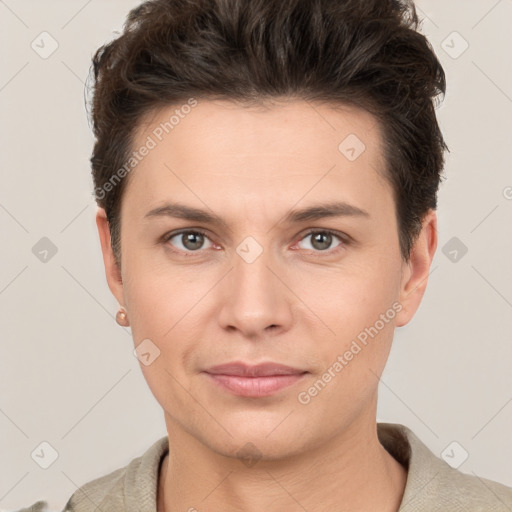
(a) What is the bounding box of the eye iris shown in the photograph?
[182,232,204,250]
[175,231,337,252]
[311,232,332,251]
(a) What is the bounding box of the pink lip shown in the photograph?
[203,362,308,397]
[205,361,306,377]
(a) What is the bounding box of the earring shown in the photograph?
[116,307,130,327]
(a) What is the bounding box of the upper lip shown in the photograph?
[204,362,307,377]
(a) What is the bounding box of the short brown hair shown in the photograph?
[89,0,447,266]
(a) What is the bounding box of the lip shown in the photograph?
[205,361,306,377]
[203,362,308,398]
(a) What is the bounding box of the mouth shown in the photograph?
[203,361,309,397]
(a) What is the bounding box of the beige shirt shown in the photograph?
[19,423,512,511]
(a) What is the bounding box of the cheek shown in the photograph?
[122,248,207,338]
[307,259,400,332]
[122,264,219,387]
[297,272,400,418]
[123,276,168,341]
[123,269,197,408]
[309,257,402,376]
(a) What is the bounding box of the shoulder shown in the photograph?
[404,466,512,511]
[61,464,127,511]
[378,422,512,511]
[62,436,169,512]
[432,470,512,510]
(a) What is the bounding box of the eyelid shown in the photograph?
[293,228,349,254]
[162,227,350,256]
[162,228,214,255]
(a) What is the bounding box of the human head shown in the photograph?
[89,0,447,269]
[92,0,443,467]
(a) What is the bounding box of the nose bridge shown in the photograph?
[232,236,278,304]
[218,235,292,334]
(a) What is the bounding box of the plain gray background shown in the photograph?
[1,0,511,510]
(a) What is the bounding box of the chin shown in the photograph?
[204,419,310,458]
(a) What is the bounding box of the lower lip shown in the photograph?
[204,372,307,397]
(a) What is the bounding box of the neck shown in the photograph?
[157,416,407,512]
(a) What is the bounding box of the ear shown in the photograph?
[395,209,438,327]
[96,207,125,307]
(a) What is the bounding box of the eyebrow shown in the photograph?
[144,200,369,228]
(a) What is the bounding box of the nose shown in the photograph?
[216,241,294,339]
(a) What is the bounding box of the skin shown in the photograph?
[96,98,437,512]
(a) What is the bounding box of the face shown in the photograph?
[97,99,436,460]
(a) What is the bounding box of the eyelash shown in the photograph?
[162,228,349,257]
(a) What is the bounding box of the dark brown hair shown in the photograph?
[88,0,447,266]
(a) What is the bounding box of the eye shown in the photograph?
[162,228,348,257]
[165,229,214,254]
[295,229,346,253]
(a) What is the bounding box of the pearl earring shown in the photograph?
[116,307,130,326]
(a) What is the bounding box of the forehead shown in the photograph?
[136,98,382,159]
[122,98,391,219]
